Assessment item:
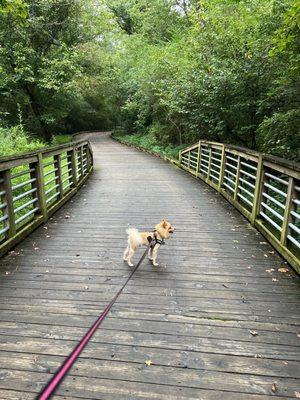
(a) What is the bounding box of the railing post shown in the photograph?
[251,155,264,225]
[54,154,63,198]
[233,155,241,201]
[218,144,226,192]
[195,141,201,176]
[179,149,182,165]
[280,176,294,245]
[187,150,191,170]
[85,145,90,172]
[0,170,16,238]
[80,146,84,178]
[207,146,212,181]
[69,146,77,188]
[30,153,47,221]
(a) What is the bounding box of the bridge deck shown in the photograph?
[0,132,299,399]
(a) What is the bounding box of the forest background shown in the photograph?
[0,0,299,160]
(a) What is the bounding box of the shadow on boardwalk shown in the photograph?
[0,132,299,399]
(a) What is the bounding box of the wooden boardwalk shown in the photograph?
[0,132,299,399]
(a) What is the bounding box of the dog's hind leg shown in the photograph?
[126,248,135,267]
[123,245,130,261]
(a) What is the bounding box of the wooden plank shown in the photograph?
[0,132,299,399]
[0,352,299,397]
[0,369,286,400]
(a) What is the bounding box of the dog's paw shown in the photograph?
[152,262,159,267]
[127,262,134,267]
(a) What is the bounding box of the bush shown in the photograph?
[113,132,182,160]
[257,110,300,161]
[0,125,45,157]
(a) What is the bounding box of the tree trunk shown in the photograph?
[24,84,52,142]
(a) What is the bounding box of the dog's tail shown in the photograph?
[126,228,143,248]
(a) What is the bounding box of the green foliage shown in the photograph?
[110,0,299,160]
[0,125,44,156]
[0,0,116,143]
[257,109,300,160]
[0,0,299,160]
[113,132,181,160]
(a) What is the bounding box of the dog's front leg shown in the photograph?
[152,245,160,267]
[148,247,153,261]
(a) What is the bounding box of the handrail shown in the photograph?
[0,139,93,257]
[180,141,300,273]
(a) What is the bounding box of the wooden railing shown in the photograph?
[180,141,300,273]
[0,139,93,257]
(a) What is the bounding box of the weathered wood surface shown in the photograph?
[0,132,299,399]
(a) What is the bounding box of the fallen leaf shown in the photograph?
[145,360,153,366]
[264,254,268,258]
[85,286,89,290]
[297,333,300,338]
[268,251,275,254]
[65,215,70,219]
[295,391,300,398]
[260,241,267,245]
[45,270,49,273]
[233,240,239,243]
[278,267,289,273]
[272,278,278,282]
[250,330,258,336]
[5,271,10,275]
[265,268,274,273]
[271,382,277,393]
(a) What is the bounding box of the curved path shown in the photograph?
[0,132,299,399]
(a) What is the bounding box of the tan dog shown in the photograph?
[123,219,175,267]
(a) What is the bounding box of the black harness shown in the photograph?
[148,231,165,249]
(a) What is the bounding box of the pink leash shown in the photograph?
[37,241,152,399]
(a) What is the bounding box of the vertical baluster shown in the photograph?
[187,150,191,170]
[281,176,295,245]
[196,141,201,176]
[179,149,182,165]
[54,154,63,199]
[84,144,90,174]
[251,155,264,225]
[30,153,47,221]
[233,155,241,201]
[80,146,84,177]
[218,144,226,192]
[0,170,16,238]
[69,147,77,188]
[207,146,212,181]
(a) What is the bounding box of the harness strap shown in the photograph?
[150,230,165,249]
[37,239,154,400]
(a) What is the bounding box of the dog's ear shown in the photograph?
[162,219,167,228]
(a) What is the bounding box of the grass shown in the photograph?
[112,132,182,161]
[0,126,72,158]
